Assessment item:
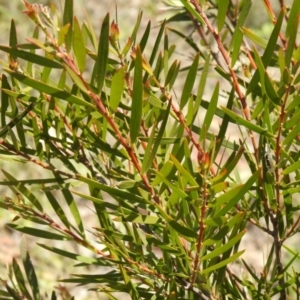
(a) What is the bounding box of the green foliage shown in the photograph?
[0,0,300,299]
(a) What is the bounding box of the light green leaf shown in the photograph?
[200,82,219,141]
[73,16,86,73]
[282,160,300,175]
[247,10,283,94]
[201,230,245,261]
[180,52,199,109]
[110,67,125,112]
[64,64,88,93]
[201,250,245,274]
[214,170,260,217]
[155,171,188,198]
[221,106,274,137]
[142,101,171,174]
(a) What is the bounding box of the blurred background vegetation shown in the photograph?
[0,0,294,299]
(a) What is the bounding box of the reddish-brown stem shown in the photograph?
[190,174,208,285]
[263,0,287,48]
[190,0,259,165]
[0,139,75,179]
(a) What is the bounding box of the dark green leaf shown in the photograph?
[20,239,41,300]
[63,0,74,52]
[130,45,143,143]
[109,67,125,112]
[72,16,86,73]
[4,69,94,108]
[95,13,109,93]
[9,224,70,240]
[0,46,63,68]
[229,0,252,66]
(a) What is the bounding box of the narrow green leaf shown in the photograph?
[64,64,88,93]
[264,71,280,105]
[38,243,107,265]
[179,0,205,26]
[0,102,36,138]
[45,191,70,230]
[247,10,283,94]
[26,38,55,53]
[210,146,244,184]
[215,88,234,154]
[148,20,165,67]
[201,250,245,274]
[2,169,43,212]
[130,11,143,43]
[168,220,198,239]
[285,1,300,38]
[190,55,210,126]
[4,69,94,108]
[221,106,274,137]
[217,0,229,32]
[252,45,266,95]
[170,154,199,188]
[152,161,174,186]
[155,172,188,198]
[139,20,151,52]
[0,46,63,68]
[204,217,227,227]
[142,101,171,174]
[214,170,260,217]
[95,13,109,93]
[282,121,300,147]
[282,160,300,175]
[241,27,268,48]
[201,230,245,261]
[164,59,179,87]
[180,52,200,109]
[72,16,86,73]
[114,214,161,225]
[109,67,125,112]
[63,0,73,52]
[9,19,18,60]
[229,0,252,66]
[200,82,219,141]
[285,13,299,67]
[76,175,146,204]
[9,224,70,240]
[1,75,10,128]
[20,241,41,300]
[83,11,98,50]
[12,258,33,300]
[130,45,143,143]
[213,184,244,207]
[1,281,21,299]
[285,109,300,129]
[61,188,85,236]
